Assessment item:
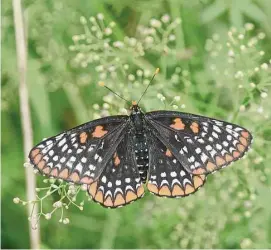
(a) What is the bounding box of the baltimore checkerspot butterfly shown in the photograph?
[29,68,253,208]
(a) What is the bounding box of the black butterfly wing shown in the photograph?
[146,135,206,197]
[87,132,144,208]
[29,116,130,184]
[145,111,252,175]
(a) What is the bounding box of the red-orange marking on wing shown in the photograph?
[95,190,104,203]
[184,184,195,195]
[193,167,206,175]
[104,196,113,207]
[159,186,171,196]
[170,118,185,130]
[125,190,137,202]
[165,149,172,157]
[171,184,184,196]
[206,161,216,171]
[80,176,93,184]
[31,148,40,159]
[33,154,42,164]
[216,156,226,166]
[59,168,69,179]
[113,153,120,166]
[79,132,88,144]
[114,194,125,206]
[88,181,98,197]
[69,172,80,182]
[37,160,46,170]
[137,185,144,197]
[92,126,108,138]
[51,168,59,177]
[147,183,159,194]
[190,122,199,134]
[241,131,249,138]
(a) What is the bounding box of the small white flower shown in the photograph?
[108,66,115,72]
[53,201,63,208]
[128,74,135,81]
[258,32,266,39]
[261,63,268,70]
[97,13,104,20]
[145,36,154,44]
[136,70,143,76]
[254,67,259,72]
[150,18,161,28]
[63,218,70,224]
[13,197,20,204]
[104,27,112,35]
[181,104,186,109]
[144,69,151,77]
[238,85,243,89]
[238,34,244,39]
[123,64,129,70]
[79,206,84,211]
[169,34,176,41]
[228,50,234,57]
[239,105,246,112]
[113,41,124,48]
[89,17,95,22]
[250,82,256,88]
[259,51,265,56]
[257,106,263,113]
[172,105,178,110]
[129,38,137,46]
[95,65,104,72]
[245,23,254,31]
[240,45,246,51]
[103,103,110,109]
[45,213,51,220]
[161,14,170,23]
[157,93,163,99]
[261,92,268,98]
[109,21,116,27]
[80,16,87,24]
[234,71,244,79]
[174,96,181,101]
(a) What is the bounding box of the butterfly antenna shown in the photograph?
[137,68,160,105]
[98,82,130,104]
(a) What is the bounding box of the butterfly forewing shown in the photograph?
[29,116,129,184]
[88,133,144,208]
[145,111,252,175]
[146,135,206,197]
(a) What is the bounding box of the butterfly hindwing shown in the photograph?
[146,135,206,197]
[29,116,129,184]
[145,111,252,175]
[87,133,144,208]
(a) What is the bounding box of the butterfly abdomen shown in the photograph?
[134,134,149,183]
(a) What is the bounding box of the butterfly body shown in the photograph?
[29,104,252,208]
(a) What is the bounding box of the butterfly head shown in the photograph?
[130,101,142,115]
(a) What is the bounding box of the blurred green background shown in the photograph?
[2,0,271,249]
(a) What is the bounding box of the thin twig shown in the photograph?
[12,0,40,248]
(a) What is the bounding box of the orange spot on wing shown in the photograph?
[241,131,250,138]
[206,161,216,171]
[37,160,46,170]
[147,183,158,194]
[80,176,93,184]
[170,118,185,130]
[51,168,59,177]
[184,184,195,195]
[92,126,108,138]
[59,168,69,179]
[171,184,184,196]
[88,181,98,197]
[69,172,80,182]
[31,148,40,158]
[237,144,245,153]
[43,167,51,174]
[114,193,125,206]
[225,154,234,162]
[215,156,226,166]
[190,122,199,134]
[239,137,248,146]
[193,167,206,175]
[95,190,104,203]
[125,190,137,202]
[33,154,42,164]
[233,151,240,158]
[79,132,88,144]
[158,185,171,196]
[104,196,113,207]
[165,149,172,157]
[193,176,204,188]
[113,153,120,166]
[137,185,144,197]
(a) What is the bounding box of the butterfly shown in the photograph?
[28,69,253,208]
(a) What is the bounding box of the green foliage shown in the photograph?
[2,0,271,249]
